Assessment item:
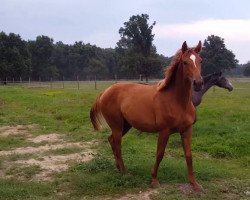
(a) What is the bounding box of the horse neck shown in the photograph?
[173,65,192,107]
[201,75,217,95]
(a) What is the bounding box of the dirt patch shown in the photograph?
[179,183,203,195]
[27,133,63,143]
[116,189,158,200]
[0,124,97,181]
[0,124,37,137]
[16,152,94,181]
[0,142,93,156]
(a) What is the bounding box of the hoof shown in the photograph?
[192,183,203,193]
[117,167,126,175]
[179,183,203,195]
[151,179,160,188]
[116,163,126,174]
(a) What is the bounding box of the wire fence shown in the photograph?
[1,77,249,91]
[0,76,159,91]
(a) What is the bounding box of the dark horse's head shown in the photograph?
[212,72,233,91]
[181,41,203,91]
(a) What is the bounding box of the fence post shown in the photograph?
[62,76,65,89]
[29,77,31,87]
[140,74,143,81]
[77,76,79,90]
[39,77,41,87]
[94,75,97,90]
[115,74,117,83]
[20,77,22,83]
[12,77,14,83]
[50,77,52,89]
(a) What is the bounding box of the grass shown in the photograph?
[0,79,249,199]
[45,146,83,156]
[0,136,28,151]
[5,165,42,179]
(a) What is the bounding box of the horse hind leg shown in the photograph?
[108,134,120,170]
[108,129,126,173]
[108,130,126,173]
[108,118,131,173]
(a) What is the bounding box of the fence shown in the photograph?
[2,76,248,91]
[0,76,156,90]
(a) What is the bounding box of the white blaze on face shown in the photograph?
[190,54,197,68]
[228,80,233,87]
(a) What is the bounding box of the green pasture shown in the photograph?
[0,79,249,199]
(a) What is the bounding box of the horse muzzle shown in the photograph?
[193,79,203,92]
[227,81,233,91]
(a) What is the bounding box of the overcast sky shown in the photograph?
[1,0,250,63]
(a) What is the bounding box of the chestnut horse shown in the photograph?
[90,41,203,191]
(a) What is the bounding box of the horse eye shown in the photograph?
[183,61,188,65]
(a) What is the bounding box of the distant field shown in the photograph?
[0,78,249,200]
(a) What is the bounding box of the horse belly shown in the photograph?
[121,99,157,132]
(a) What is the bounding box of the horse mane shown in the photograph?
[202,73,213,83]
[157,49,186,91]
[203,71,222,83]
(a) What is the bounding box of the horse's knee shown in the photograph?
[184,152,192,159]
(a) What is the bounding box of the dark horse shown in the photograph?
[90,41,203,191]
[192,72,233,106]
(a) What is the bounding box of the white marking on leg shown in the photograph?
[190,54,197,68]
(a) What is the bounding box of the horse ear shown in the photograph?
[182,41,188,53]
[194,40,202,53]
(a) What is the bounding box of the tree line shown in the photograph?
[1,14,245,82]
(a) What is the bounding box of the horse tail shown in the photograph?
[90,92,104,131]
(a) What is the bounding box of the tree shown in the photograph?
[201,35,238,75]
[116,14,162,80]
[101,48,120,79]
[28,35,58,80]
[0,32,31,80]
[243,62,250,76]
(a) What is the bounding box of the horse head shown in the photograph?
[180,41,203,91]
[216,75,233,91]
[157,41,203,92]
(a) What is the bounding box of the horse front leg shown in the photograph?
[151,130,170,188]
[181,126,203,192]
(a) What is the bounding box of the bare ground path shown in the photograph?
[0,125,97,181]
